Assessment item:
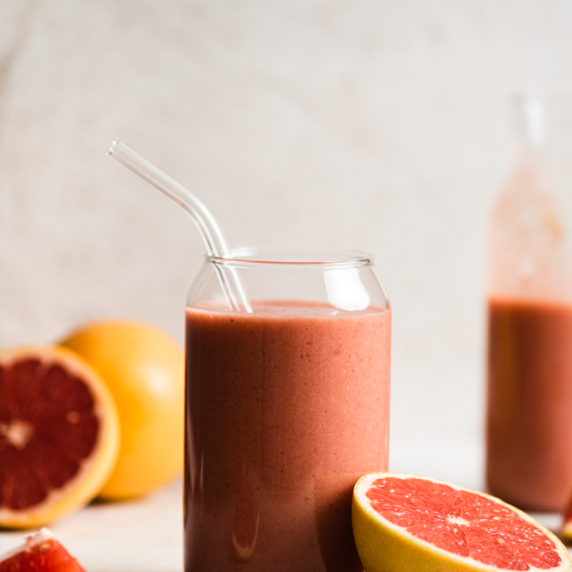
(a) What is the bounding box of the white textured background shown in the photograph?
[2,0,572,489]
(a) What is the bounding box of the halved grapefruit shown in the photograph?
[353,472,571,572]
[0,345,120,528]
[0,528,86,572]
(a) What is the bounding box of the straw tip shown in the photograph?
[107,138,121,157]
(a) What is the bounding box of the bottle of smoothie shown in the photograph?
[184,247,391,572]
[486,96,572,511]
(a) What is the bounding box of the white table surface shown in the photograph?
[0,440,570,571]
[0,480,184,572]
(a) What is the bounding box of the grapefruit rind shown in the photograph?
[352,472,572,572]
[0,346,120,528]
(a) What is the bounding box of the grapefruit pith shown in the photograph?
[0,346,120,528]
[0,528,86,572]
[352,472,571,572]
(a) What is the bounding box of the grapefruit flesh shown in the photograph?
[0,528,86,572]
[353,472,571,572]
[0,346,120,528]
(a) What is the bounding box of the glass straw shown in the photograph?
[107,139,252,313]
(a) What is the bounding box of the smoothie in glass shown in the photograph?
[184,299,390,572]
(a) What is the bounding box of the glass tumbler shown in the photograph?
[183,247,391,572]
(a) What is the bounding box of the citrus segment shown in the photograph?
[60,320,184,499]
[352,472,571,572]
[0,346,119,528]
[0,528,86,572]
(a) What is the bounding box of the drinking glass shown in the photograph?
[183,247,391,572]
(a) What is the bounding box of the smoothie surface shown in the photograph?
[189,299,386,316]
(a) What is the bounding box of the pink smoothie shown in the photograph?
[184,300,391,572]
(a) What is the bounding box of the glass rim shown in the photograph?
[205,246,374,268]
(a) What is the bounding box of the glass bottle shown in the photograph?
[486,96,572,511]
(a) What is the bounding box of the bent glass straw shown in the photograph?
[107,139,252,313]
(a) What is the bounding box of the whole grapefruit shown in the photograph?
[60,320,184,500]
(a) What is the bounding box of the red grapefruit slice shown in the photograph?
[0,345,120,528]
[0,528,86,572]
[353,472,571,572]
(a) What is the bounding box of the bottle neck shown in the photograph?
[513,96,545,157]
